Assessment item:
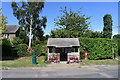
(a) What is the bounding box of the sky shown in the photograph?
[2,2,118,36]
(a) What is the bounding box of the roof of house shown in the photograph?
[47,38,80,47]
[3,25,19,34]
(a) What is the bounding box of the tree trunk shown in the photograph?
[28,18,32,53]
[29,18,32,48]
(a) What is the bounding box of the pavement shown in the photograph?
[1,64,120,78]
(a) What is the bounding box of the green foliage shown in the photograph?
[113,34,120,39]
[55,7,91,30]
[17,44,29,57]
[44,34,50,40]
[0,8,7,34]
[44,54,48,61]
[12,37,23,46]
[19,27,29,44]
[79,38,118,60]
[103,14,112,39]
[118,39,120,56]
[11,1,47,45]
[2,38,12,57]
[51,28,71,38]
[50,29,103,38]
[32,43,47,56]
[80,51,85,59]
[53,7,91,38]
[113,39,120,56]
[82,30,103,38]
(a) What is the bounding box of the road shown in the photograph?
[1,65,119,78]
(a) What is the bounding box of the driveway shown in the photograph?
[1,65,119,78]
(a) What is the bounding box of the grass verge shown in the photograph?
[0,57,46,67]
[0,57,119,67]
[80,59,119,66]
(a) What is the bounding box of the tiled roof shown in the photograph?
[3,25,19,33]
[47,38,80,47]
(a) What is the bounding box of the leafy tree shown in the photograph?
[0,8,7,34]
[54,7,91,38]
[89,31,103,38]
[51,28,72,38]
[103,14,112,39]
[19,27,29,44]
[113,34,120,39]
[11,1,47,52]
[43,34,50,40]
[50,29,103,38]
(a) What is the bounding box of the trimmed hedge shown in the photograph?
[79,38,118,60]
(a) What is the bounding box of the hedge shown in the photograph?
[79,37,118,60]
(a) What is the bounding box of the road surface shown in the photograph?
[1,65,119,78]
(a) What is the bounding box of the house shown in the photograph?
[47,38,80,61]
[2,25,19,41]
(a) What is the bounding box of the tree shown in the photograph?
[50,28,103,38]
[113,34,120,39]
[103,14,112,39]
[19,27,29,44]
[0,8,7,34]
[50,28,69,38]
[54,7,91,38]
[11,1,47,53]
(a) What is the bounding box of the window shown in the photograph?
[71,48,74,52]
[75,48,78,52]
[55,48,60,53]
[71,47,78,52]
[49,47,55,53]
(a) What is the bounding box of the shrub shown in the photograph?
[32,44,47,56]
[2,38,12,57]
[12,37,23,46]
[44,54,48,61]
[17,44,29,57]
[79,38,118,60]
[80,51,85,59]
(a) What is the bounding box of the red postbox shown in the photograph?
[85,51,88,60]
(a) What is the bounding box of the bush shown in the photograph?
[79,38,118,60]
[32,44,47,56]
[2,38,12,57]
[44,54,48,61]
[17,44,29,57]
[12,37,23,46]
[80,51,85,59]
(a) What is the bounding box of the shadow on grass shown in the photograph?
[1,56,19,61]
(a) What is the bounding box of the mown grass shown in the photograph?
[0,57,119,67]
[80,59,119,66]
[0,57,46,67]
